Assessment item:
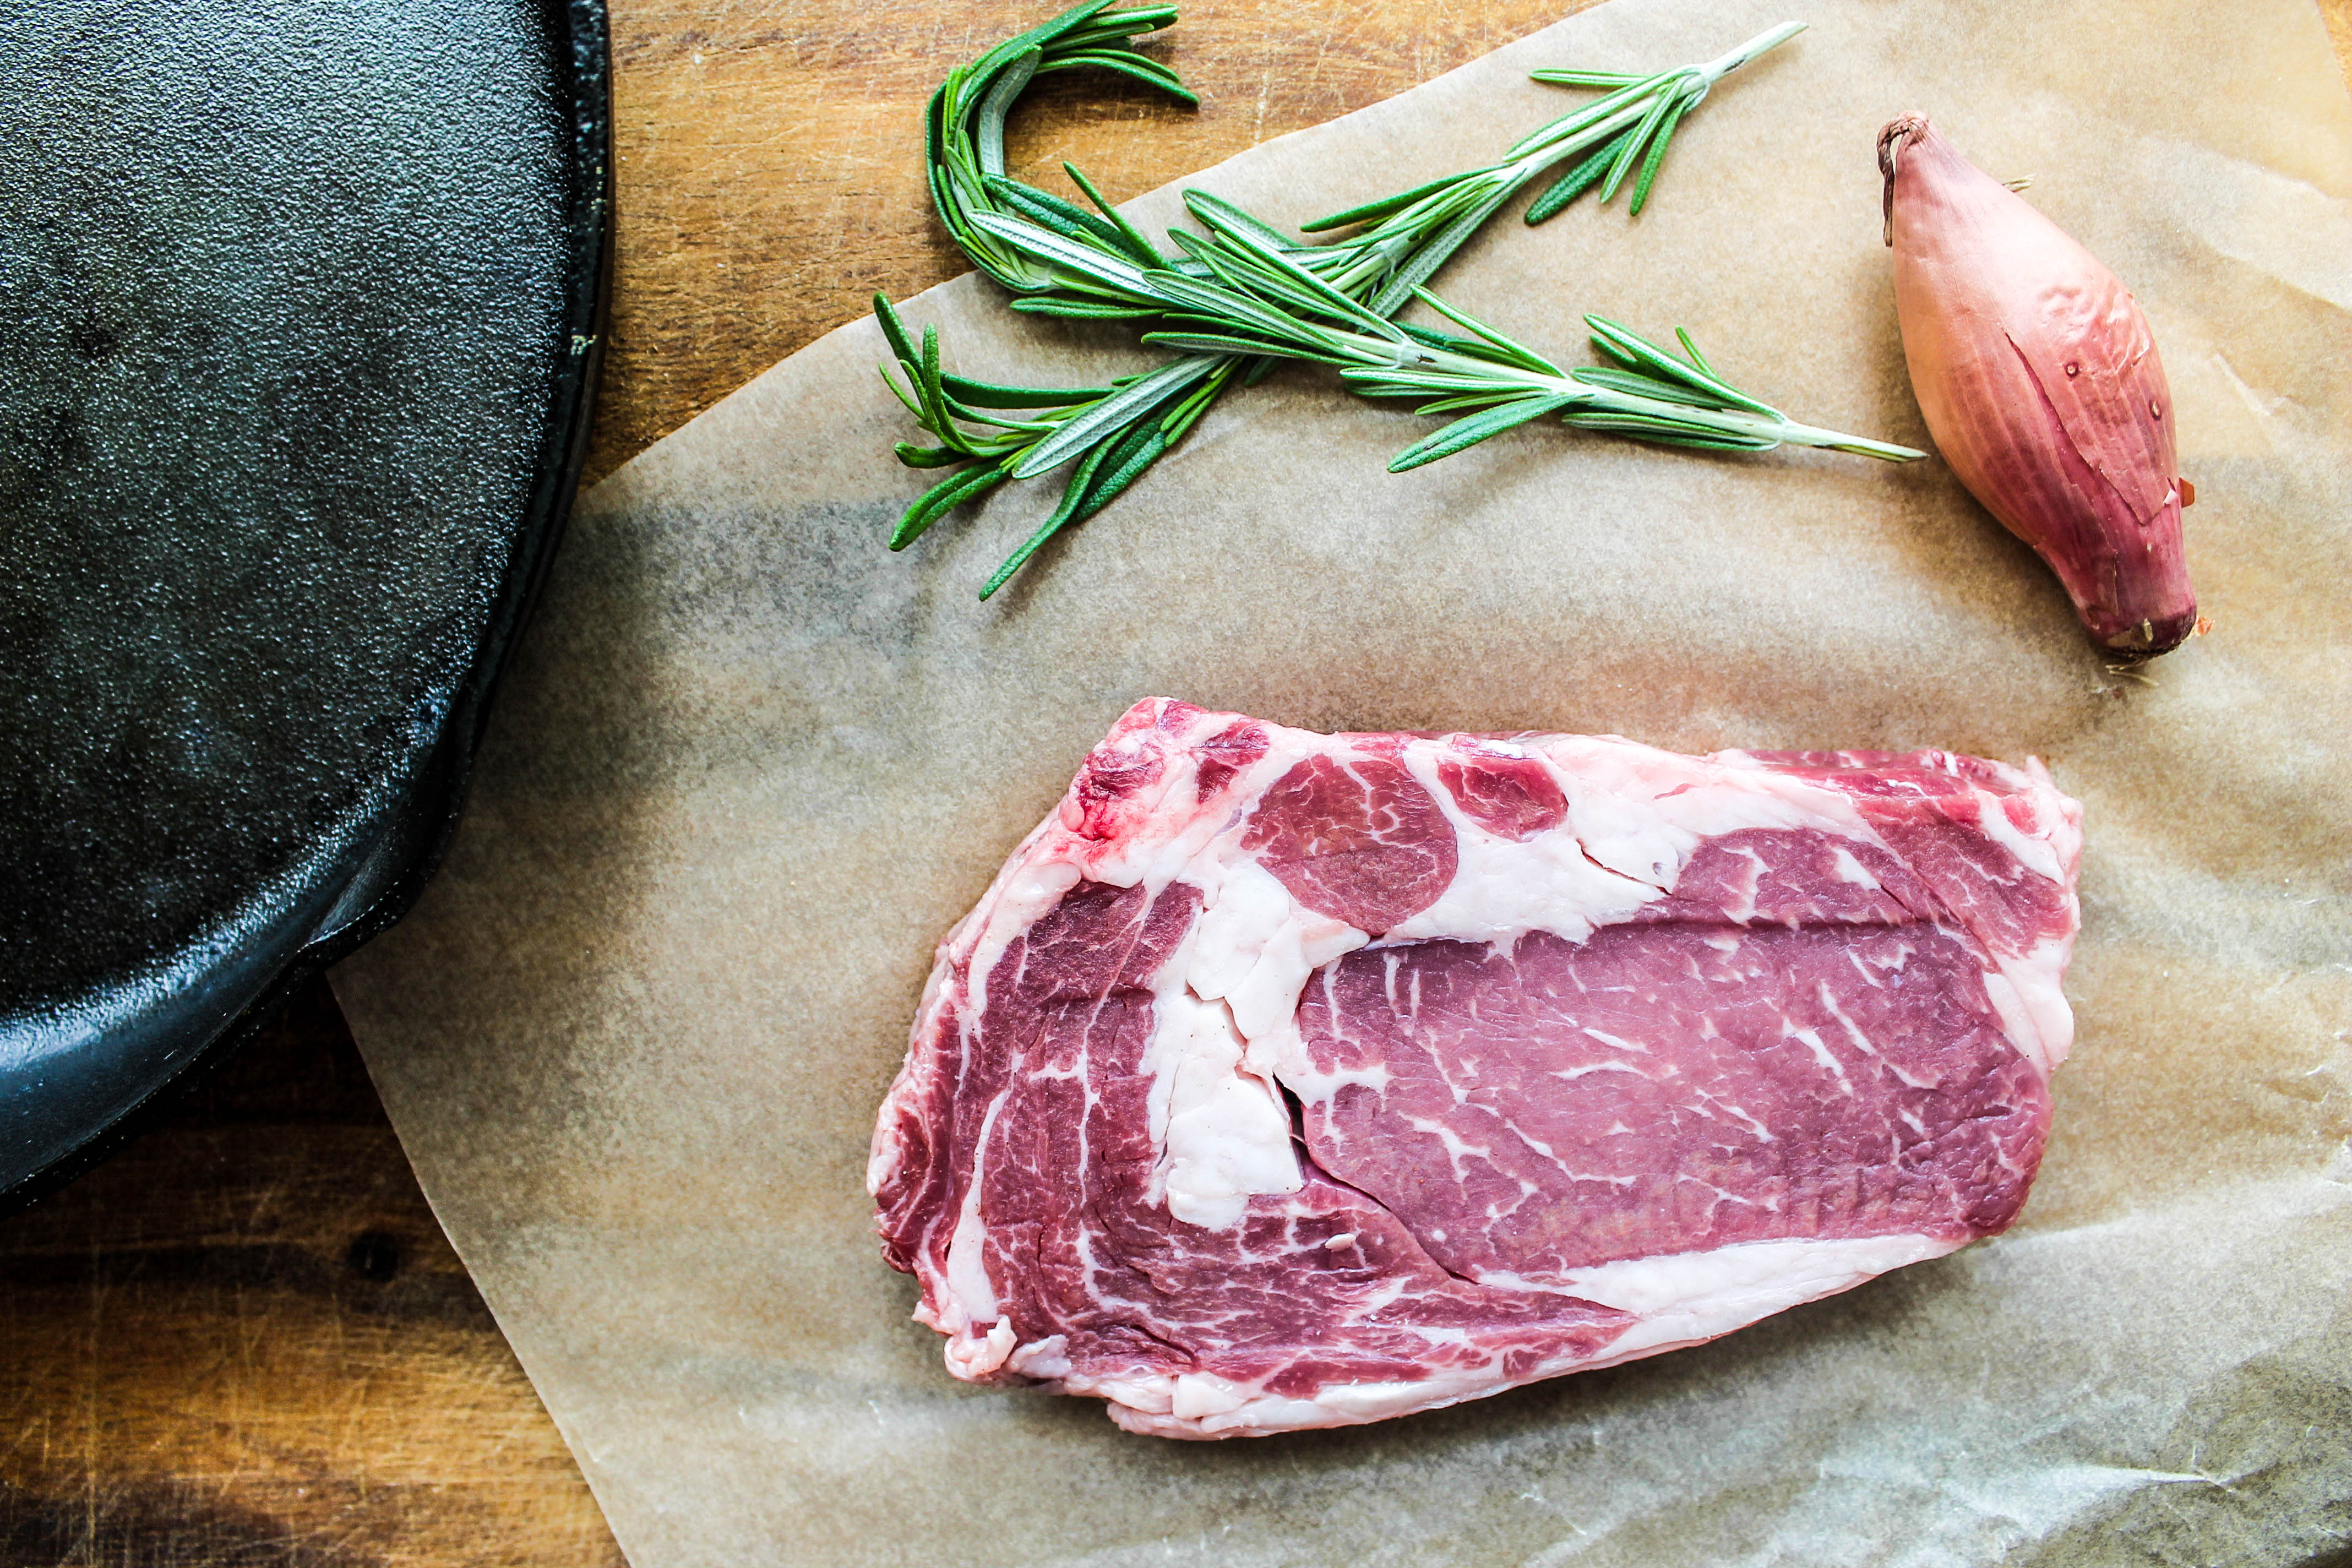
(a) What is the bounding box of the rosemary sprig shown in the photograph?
[927,1,1195,294]
[973,200,1923,469]
[1299,19,1806,313]
[881,6,1915,597]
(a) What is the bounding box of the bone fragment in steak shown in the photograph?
[869,700,2082,1438]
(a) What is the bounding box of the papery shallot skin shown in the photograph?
[870,699,2083,1439]
[1881,113,2197,659]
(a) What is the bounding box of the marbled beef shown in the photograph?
[869,700,2082,1438]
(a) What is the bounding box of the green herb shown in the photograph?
[882,5,1917,597]
[925,2,1195,294]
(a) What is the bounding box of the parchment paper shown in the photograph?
[332,0,2352,1561]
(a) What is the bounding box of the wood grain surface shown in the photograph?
[5,2,2348,1563]
[0,977,626,1567]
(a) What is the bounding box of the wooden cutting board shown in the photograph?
[3,1,2344,1560]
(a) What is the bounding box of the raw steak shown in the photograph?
[869,699,2082,1438]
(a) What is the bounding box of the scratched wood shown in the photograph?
[4,2,2347,1563]
[0,976,628,1567]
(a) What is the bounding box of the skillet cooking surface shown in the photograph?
[0,0,609,1204]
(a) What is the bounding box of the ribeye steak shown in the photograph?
[870,700,2082,1438]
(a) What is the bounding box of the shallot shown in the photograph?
[1881,113,2198,659]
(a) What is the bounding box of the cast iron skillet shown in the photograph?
[0,0,611,1207]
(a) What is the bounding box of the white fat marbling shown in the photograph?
[941,1088,1011,1329]
[945,1317,1016,1379]
[1088,1229,1961,1436]
[1533,737,1869,892]
[1145,990,1303,1229]
[1188,858,1367,1041]
[1559,1232,1959,1363]
[1005,1334,1072,1380]
[1381,746,1660,948]
[958,850,1081,1042]
[1974,779,2068,884]
[1829,845,1881,888]
[1986,935,2078,1076]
